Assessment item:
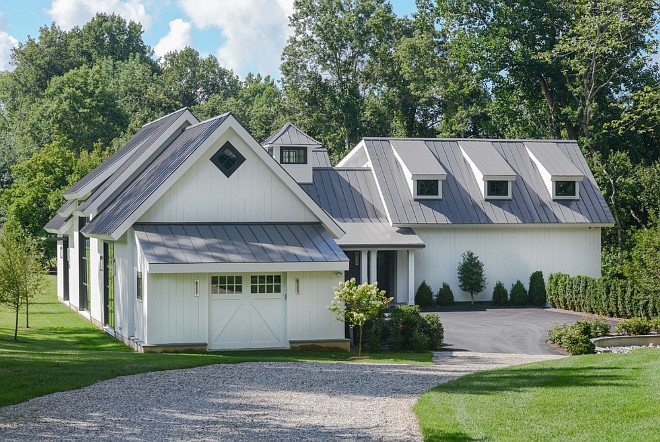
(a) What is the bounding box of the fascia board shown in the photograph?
[148,261,349,274]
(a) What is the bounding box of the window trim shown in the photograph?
[211,275,243,295]
[136,270,143,301]
[280,146,307,165]
[485,180,512,199]
[414,179,441,200]
[210,141,246,178]
[553,180,579,199]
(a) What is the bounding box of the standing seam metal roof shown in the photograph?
[64,108,188,196]
[363,138,614,225]
[262,122,322,146]
[133,223,347,264]
[82,114,229,236]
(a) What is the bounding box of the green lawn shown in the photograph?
[414,349,660,441]
[0,276,431,407]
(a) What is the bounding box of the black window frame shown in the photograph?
[136,270,143,301]
[280,146,307,164]
[416,179,439,197]
[210,141,246,178]
[555,180,577,198]
[486,180,510,198]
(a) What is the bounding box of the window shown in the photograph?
[136,271,143,300]
[210,141,245,177]
[211,275,243,294]
[251,275,282,293]
[555,180,577,198]
[486,180,510,198]
[280,147,307,164]
[416,180,439,197]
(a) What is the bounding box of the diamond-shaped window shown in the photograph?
[210,141,245,177]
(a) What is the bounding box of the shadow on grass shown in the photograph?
[433,365,630,396]
[424,430,483,441]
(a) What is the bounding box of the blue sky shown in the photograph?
[0,0,418,78]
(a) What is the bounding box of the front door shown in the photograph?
[103,242,115,328]
[208,274,286,350]
[344,251,361,283]
[377,251,397,299]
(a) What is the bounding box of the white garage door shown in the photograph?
[208,275,286,350]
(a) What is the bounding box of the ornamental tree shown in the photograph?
[328,278,392,356]
[457,250,486,304]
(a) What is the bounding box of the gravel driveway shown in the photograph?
[0,352,561,441]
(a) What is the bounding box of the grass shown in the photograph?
[0,276,431,407]
[414,349,660,441]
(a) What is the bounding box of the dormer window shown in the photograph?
[416,179,439,198]
[281,147,307,164]
[554,180,579,199]
[486,180,511,199]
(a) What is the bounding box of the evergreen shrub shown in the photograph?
[492,281,508,306]
[436,282,454,307]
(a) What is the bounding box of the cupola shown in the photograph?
[262,123,322,183]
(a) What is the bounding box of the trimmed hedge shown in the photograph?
[547,273,660,319]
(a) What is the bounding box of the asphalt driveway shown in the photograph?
[429,308,615,355]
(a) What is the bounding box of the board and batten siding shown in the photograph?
[88,237,104,324]
[413,226,601,302]
[286,271,345,342]
[139,128,318,224]
[145,273,207,345]
[113,230,136,342]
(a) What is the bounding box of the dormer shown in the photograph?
[525,142,584,200]
[262,122,322,183]
[459,141,516,199]
[391,140,447,200]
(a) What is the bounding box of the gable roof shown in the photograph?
[83,114,230,238]
[81,113,344,240]
[359,138,614,226]
[262,122,322,146]
[63,108,190,199]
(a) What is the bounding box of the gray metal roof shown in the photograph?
[56,199,75,215]
[525,142,584,177]
[336,223,424,249]
[391,140,446,176]
[262,122,322,146]
[44,213,71,233]
[83,114,229,237]
[458,140,516,177]
[133,223,347,264]
[65,108,188,197]
[77,111,192,214]
[364,138,614,225]
[310,148,331,167]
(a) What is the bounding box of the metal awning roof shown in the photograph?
[336,222,425,249]
[134,223,348,273]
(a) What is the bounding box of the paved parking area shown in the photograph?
[429,308,614,355]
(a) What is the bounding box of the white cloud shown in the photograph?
[178,0,294,76]
[47,0,153,31]
[154,18,193,58]
[0,9,18,71]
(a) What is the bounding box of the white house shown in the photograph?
[46,110,614,352]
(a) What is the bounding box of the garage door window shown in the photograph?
[251,275,282,293]
[211,275,243,294]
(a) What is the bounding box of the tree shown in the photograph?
[627,227,660,298]
[457,250,486,304]
[0,222,46,341]
[328,278,392,356]
[528,271,547,307]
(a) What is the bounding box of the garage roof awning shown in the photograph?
[134,223,348,273]
[336,223,425,250]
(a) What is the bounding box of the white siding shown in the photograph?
[413,226,601,302]
[56,242,64,300]
[89,237,103,323]
[146,273,207,345]
[68,217,80,309]
[113,231,136,341]
[286,271,344,341]
[139,129,317,224]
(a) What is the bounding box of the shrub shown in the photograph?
[509,280,528,306]
[615,317,652,335]
[589,318,610,337]
[415,281,434,309]
[561,327,596,355]
[529,271,546,307]
[651,318,660,332]
[547,322,568,344]
[492,281,508,306]
[436,282,454,307]
[387,305,443,351]
[362,317,386,351]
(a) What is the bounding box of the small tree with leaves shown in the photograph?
[457,250,486,304]
[328,278,392,356]
[0,221,46,341]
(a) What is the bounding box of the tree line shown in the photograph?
[0,1,658,288]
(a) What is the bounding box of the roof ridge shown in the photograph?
[186,112,231,130]
[362,137,578,143]
[142,107,188,127]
